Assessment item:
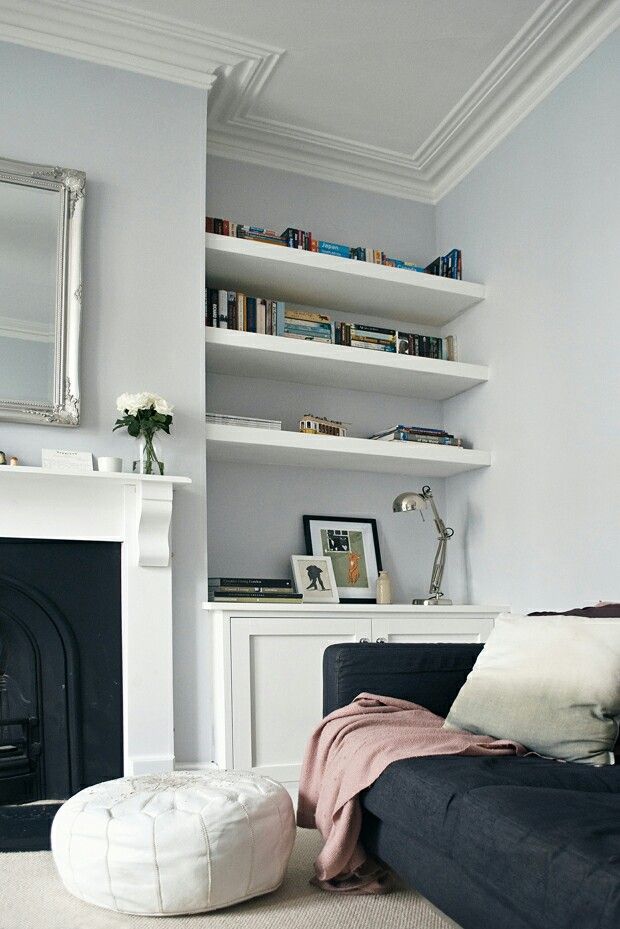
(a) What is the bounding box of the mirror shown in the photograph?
[0,157,85,426]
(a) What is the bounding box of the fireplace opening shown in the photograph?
[0,540,122,850]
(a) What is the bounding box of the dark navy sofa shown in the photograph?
[323,643,620,929]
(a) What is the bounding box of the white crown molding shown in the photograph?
[207,0,619,202]
[0,0,618,201]
[0,0,283,91]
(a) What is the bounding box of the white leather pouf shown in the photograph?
[51,770,296,916]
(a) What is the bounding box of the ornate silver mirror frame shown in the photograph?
[0,157,85,426]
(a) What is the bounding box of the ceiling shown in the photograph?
[0,0,618,201]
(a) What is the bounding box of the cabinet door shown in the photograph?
[230,615,372,783]
[371,613,495,644]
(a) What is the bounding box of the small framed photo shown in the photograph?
[303,515,382,603]
[291,555,340,604]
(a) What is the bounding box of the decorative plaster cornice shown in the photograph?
[0,0,282,90]
[208,0,619,202]
[0,0,617,201]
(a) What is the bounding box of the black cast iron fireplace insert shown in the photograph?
[0,540,123,850]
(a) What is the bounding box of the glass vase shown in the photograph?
[133,434,165,476]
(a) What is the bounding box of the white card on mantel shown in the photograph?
[42,449,94,473]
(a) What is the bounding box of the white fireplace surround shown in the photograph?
[0,466,190,777]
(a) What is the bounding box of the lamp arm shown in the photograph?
[422,487,454,599]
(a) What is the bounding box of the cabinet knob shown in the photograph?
[376,637,387,643]
[359,637,370,643]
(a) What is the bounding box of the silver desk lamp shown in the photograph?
[392,485,454,605]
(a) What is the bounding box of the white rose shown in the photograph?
[116,392,173,416]
[116,392,142,415]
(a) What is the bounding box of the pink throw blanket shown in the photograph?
[297,693,526,892]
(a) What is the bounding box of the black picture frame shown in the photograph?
[303,515,382,603]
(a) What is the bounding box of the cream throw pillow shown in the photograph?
[444,612,620,764]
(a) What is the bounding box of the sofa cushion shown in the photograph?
[453,786,620,929]
[444,613,620,764]
[361,754,620,855]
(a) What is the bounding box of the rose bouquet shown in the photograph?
[114,392,173,475]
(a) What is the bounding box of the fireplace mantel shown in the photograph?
[0,467,190,776]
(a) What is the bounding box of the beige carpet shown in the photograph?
[0,828,456,929]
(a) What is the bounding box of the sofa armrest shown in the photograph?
[323,642,483,717]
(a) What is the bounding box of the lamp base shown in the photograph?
[412,596,453,606]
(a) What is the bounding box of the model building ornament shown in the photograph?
[299,414,348,437]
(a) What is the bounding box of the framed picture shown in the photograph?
[303,515,382,603]
[291,555,340,604]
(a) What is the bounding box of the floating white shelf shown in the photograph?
[206,328,488,400]
[206,234,485,327]
[205,424,490,478]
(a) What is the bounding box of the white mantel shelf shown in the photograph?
[0,466,190,484]
[203,602,505,612]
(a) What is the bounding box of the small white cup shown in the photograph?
[97,456,123,473]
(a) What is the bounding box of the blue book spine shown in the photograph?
[318,241,351,258]
[276,302,286,336]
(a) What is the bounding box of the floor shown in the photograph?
[0,828,457,929]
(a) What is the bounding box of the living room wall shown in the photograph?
[0,41,209,767]
[206,157,447,603]
[437,30,620,612]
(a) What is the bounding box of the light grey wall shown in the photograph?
[437,31,620,613]
[205,155,446,603]
[0,42,209,765]
[207,373,447,603]
[206,155,437,264]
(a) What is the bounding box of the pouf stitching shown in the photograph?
[67,801,92,904]
[198,809,213,909]
[104,811,119,912]
[151,815,164,915]
[235,796,256,898]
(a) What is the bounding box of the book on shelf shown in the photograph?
[212,595,304,603]
[370,425,463,447]
[206,216,464,279]
[208,577,293,588]
[211,591,303,601]
[206,413,282,430]
[208,576,299,602]
[206,288,460,362]
[424,249,462,280]
[397,332,444,359]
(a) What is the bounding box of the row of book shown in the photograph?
[370,425,463,447]
[208,576,302,603]
[206,288,285,335]
[206,413,281,430]
[206,216,462,278]
[206,290,457,360]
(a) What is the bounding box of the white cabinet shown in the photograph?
[206,603,504,786]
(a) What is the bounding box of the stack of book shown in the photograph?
[370,425,463,447]
[209,577,302,603]
[284,308,332,342]
[206,216,461,278]
[425,249,462,280]
[206,413,282,431]
[335,323,396,352]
